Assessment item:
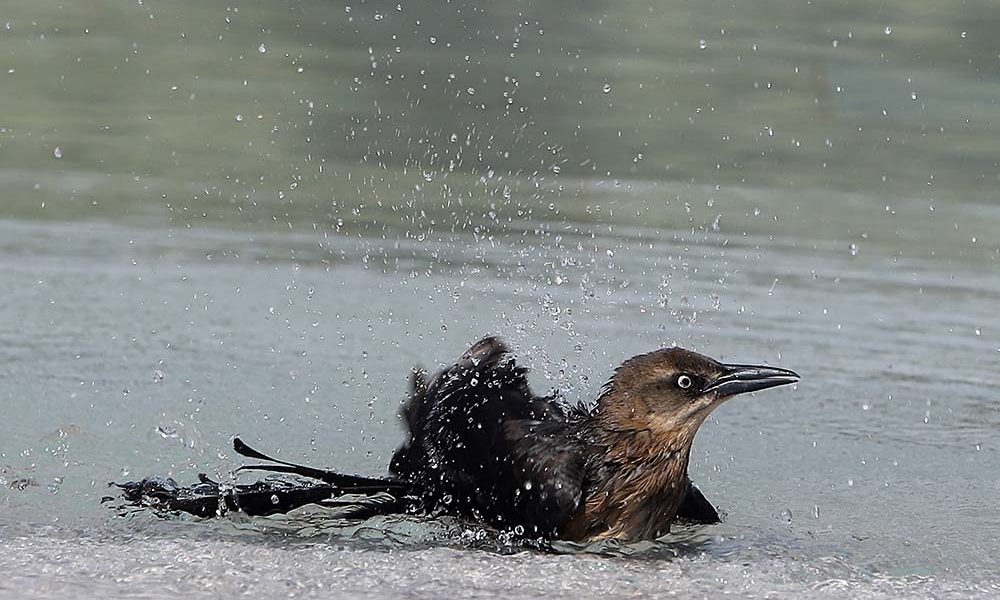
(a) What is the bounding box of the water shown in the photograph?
[2,1,999,598]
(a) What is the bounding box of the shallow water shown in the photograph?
[2,1,1000,598]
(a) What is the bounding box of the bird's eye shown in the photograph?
[676,374,693,389]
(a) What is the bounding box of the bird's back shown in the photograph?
[389,337,585,535]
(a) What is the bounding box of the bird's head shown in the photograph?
[596,347,799,446]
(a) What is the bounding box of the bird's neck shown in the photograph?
[593,389,708,449]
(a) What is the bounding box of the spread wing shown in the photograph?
[389,337,584,535]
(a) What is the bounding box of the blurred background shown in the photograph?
[1,1,998,598]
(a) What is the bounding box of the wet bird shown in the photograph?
[115,337,798,543]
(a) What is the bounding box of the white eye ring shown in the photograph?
[676,374,693,389]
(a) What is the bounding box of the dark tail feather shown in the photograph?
[111,475,417,519]
[232,437,412,492]
[235,465,409,494]
[226,483,341,517]
[110,476,342,518]
[110,438,419,519]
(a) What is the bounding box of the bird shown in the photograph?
[114,336,799,543]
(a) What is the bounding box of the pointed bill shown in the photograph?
[704,363,800,398]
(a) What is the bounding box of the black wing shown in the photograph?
[503,419,586,535]
[389,336,585,535]
[677,480,721,524]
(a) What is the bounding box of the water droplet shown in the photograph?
[53,147,63,159]
[234,114,244,122]
[258,43,267,54]
[698,39,708,50]
[910,92,918,101]
[884,26,892,35]
[602,83,612,94]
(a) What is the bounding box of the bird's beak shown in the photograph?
[703,363,800,398]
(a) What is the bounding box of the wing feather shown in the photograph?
[389,337,582,534]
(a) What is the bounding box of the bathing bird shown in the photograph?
[115,336,798,542]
